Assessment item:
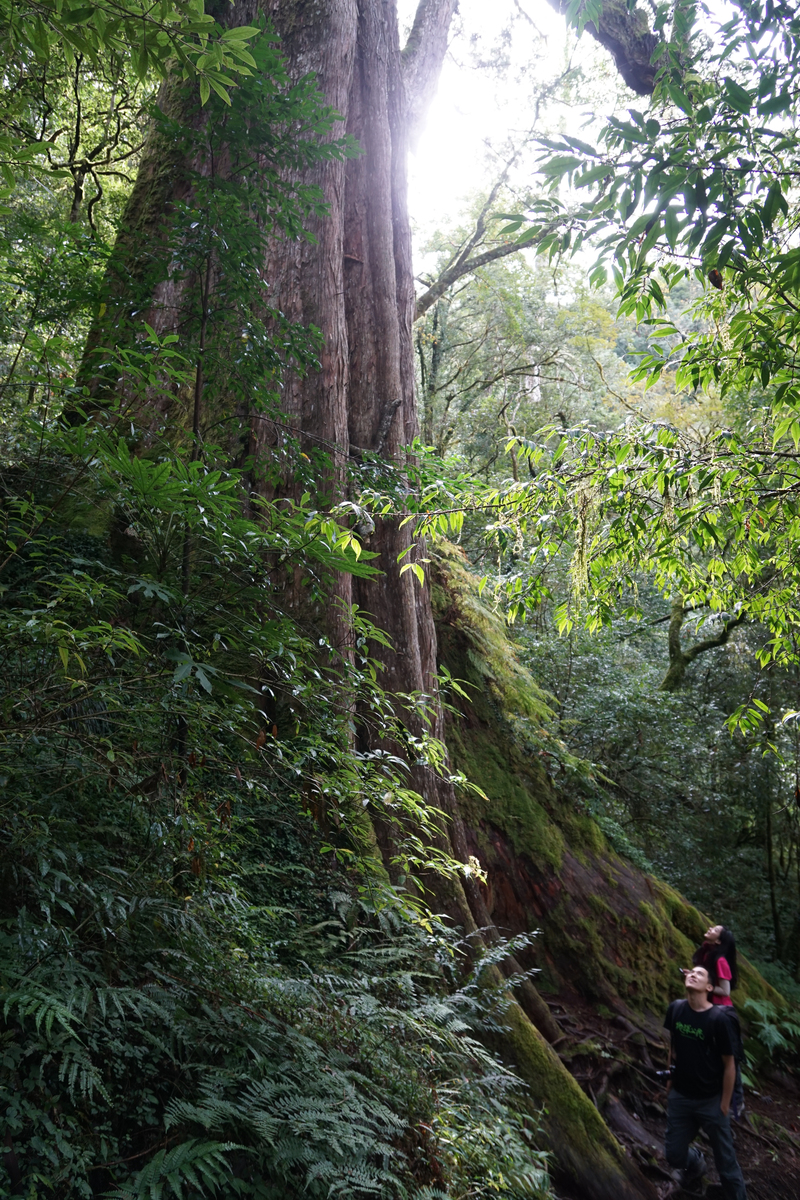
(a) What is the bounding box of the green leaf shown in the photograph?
[195,666,213,692]
[665,208,681,249]
[539,154,584,178]
[220,25,260,42]
[757,90,791,116]
[516,224,542,246]
[173,658,193,683]
[724,76,752,113]
[400,562,425,585]
[207,77,232,105]
[667,82,692,115]
[576,162,609,188]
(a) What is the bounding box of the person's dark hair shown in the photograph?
[692,927,738,990]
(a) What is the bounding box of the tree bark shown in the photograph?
[88,3,660,1195]
[401,0,459,146]
[760,712,785,960]
[544,0,658,95]
[765,785,784,959]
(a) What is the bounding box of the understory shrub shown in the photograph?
[0,412,551,1199]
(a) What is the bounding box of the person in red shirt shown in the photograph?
[693,924,738,1005]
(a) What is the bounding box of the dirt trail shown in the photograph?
[544,994,800,1200]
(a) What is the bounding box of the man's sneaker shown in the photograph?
[681,1151,706,1193]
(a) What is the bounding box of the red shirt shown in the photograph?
[711,955,733,1006]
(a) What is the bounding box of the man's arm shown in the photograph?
[721,1055,736,1116]
[663,1001,675,1093]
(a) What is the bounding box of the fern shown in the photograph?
[110,1140,239,1199]
[743,998,800,1061]
[508,1166,551,1197]
[2,985,81,1039]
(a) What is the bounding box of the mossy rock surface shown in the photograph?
[432,542,785,1023]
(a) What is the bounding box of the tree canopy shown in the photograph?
[434,1,800,736]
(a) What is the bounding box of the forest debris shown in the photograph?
[604,1094,663,1155]
[746,1111,800,1153]
[763,1066,800,1098]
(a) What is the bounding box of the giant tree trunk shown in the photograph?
[90,2,660,1196]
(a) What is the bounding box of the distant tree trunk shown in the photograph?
[760,711,785,960]
[87,3,662,1196]
[765,787,784,959]
[661,600,746,691]
[417,298,447,445]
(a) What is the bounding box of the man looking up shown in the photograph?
[663,964,747,1198]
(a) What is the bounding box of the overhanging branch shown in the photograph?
[415,240,523,321]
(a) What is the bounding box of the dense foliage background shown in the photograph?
[4,0,800,1196]
[0,8,552,1197]
[411,0,800,999]
[413,221,800,999]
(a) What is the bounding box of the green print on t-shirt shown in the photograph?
[675,1021,706,1040]
[665,1000,734,1098]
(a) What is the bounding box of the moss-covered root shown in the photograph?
[511,969,562,1044]
[502,1003,658,1200]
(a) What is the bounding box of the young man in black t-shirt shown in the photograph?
[663,964,747,1198]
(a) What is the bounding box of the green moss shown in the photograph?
[538,884,704,1013]
[652,880,707,943]
[573,813,607,855]
[588,893,617,922]
[450,725,564,868]
[432,543,553,725]
[576,916,605,955]
[433,542,585,872]
[559,811,607,864]
[535,962,561,994]
[542,915,586,960]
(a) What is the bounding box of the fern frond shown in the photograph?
[3,984,81,1039]
[59,1041,111,1104]
[110,1139,239,1200]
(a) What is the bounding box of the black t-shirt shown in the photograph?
[664,999,736,1098]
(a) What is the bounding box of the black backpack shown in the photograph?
[707,1001,746,1065]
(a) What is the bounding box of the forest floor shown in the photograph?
[545,994,800,1200]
